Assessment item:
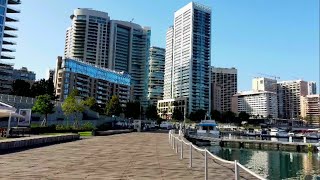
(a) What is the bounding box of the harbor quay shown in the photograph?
[0,132,257,180]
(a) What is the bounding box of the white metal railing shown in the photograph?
[168,130,266,180]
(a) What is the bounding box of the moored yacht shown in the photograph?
[196,119,220,138]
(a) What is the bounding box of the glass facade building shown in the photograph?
[0,0,20,94]
[65,9,151,107]
[55,57,131,106]
[148,46,165,106]
[164,2,211,114]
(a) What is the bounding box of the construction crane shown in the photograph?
[257,73,280,80]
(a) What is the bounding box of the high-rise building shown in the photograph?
[163,2,211,114]
[54,57,131,106]
[163,26,174,99]
[148,46,165,106]
[46,69,55,80]
[300,94,320,124]
[307,81,317,95]
[65,8,151,107]
[277,80,308,119]
[0,61,13,93]
[232,91,278,118]
[157,97,188,120]
[252,77,277,92]
[210,67,237,112]
[0,0,20,94]
[108,21,151,107]
[65,9,110,67]
[12,67,35,82]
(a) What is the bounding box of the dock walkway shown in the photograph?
[0,133,257,179]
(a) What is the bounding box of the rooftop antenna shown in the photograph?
[130,18,134,23]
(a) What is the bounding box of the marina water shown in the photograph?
[208,144,320,180]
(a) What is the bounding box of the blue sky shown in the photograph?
[13,0,319,92]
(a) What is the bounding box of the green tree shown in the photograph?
[32,94,55,126]
[83,97,96,109]
[306,115,313,125]
[62,89,85,127]
[145,105,158,120]
[105,95,122,116]
[238,111,250,122]
[11,80,31,97]
[82,97,104,114]
[188,109,206,122]
[124,101,140,119]
[30,79,56,99]
[222,111,236,123]
[211,110,221,122]
[172,108,184,121]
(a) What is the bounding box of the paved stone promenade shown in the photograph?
[0,133,257,179]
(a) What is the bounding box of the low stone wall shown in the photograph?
[0,134,80,153]
[94,129,133,136]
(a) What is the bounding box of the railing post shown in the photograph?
[175,138,178,154]
[172,135,174,147]
[180,140,183,159]
[189,144,192,168]
[205,150,208,180]
[234,160,240,180]
[173,137,175,150]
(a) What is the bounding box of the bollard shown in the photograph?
[289,136,293,143]
[303,136,307,143]
[180,140,183,159]
[189,144,193,168]
[234,160,240,180]
[205,150,208,180]
[229,133,232,139]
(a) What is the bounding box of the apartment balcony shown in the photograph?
[1,47,15,52]
[2,40,16,45]
[6,6,20,13]
[4,24,18,31]
[3,32,17,38]
[5,16,19,22]
[1,53,15,59]
[8,0,21,4]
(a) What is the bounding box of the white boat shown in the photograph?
[277,129,289,138]
[295,133,304,138]
[269,128,278,136]
[196,120,220,138]
[245,129,261,136]
[305,133,318,139]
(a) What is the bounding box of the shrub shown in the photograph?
[96,122,113,131]
[80,122,95,131]
[56,124,73,131]
[30,124,56,134]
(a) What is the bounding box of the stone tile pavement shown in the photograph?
[0,133,258,179]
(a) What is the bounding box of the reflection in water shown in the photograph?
[208,146,320,180]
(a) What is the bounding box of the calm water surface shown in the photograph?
[208,145,320,180]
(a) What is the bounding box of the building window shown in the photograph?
[0,0,6,6]
[0,7,5,15]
